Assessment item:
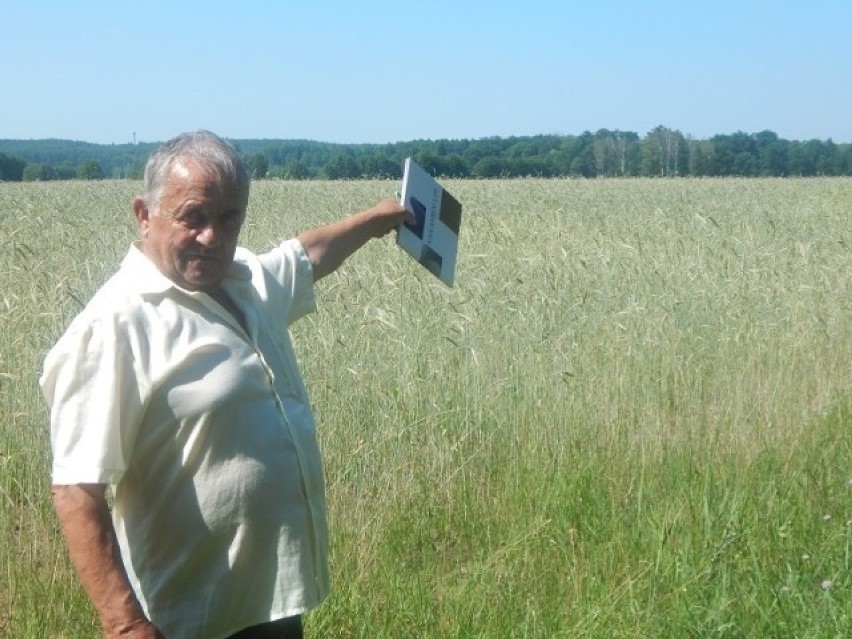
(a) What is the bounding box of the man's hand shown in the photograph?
[365,198,415,237]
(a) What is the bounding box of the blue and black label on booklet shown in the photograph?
[406,195,427,239]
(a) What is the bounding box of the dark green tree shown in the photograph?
[247,153,269,179]
[836,144,852,174]
[687,139,712,176]
[817,139,837,175]
[569,150,596,177]
[322,154,360,179]
[709,132,757,176]
[471,157,508,178]
[787,141,823,176]
[77,160,105,180]
[441,154,470,178]
[755,131,787,176]
[283,161,312,180]
[23,163,42,181]
[0,152,26,181]
[22,163,58,181]
[362,153,401,178]
[415,151,447,177]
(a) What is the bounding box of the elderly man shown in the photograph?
[40,131,411,639]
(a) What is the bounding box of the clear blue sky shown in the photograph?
[2,1,850,144]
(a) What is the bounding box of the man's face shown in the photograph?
[134,158,248,292]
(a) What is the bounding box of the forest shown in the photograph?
[1,126,850,181]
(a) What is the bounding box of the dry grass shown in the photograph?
[1,177,850,637]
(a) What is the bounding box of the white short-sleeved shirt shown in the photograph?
[40,239,329,639]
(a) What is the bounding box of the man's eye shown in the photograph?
[221,212,242,228]
[179,212,206,229]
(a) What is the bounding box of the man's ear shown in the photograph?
[133,197,151,237]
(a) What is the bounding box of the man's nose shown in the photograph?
[196,223,221,247]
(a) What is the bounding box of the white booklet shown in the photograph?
[397,157,462,287]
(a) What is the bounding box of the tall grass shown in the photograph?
[1,178,849,637]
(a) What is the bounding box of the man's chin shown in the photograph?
[180,269,225,292]
[179,257,228,291]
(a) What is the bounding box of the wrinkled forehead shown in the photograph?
[171,155,245,186]
[167,156,249,202]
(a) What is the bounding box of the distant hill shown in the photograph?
[1,129,850,180]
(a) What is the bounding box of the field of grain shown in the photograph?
[1,178,850,637]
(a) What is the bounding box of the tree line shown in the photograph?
[1,127,851,182]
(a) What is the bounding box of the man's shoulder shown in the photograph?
[232,240,312,290]
[60,246,166,336]
[60,272,148,336]
[230,239,316,323]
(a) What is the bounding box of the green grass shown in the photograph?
[1,178,850,638]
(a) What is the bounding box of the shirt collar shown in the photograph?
[124,242,252,297]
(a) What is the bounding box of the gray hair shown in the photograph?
[142,130,250,208]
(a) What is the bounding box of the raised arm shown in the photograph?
[297,198,413,281]
[52,484,164,639]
